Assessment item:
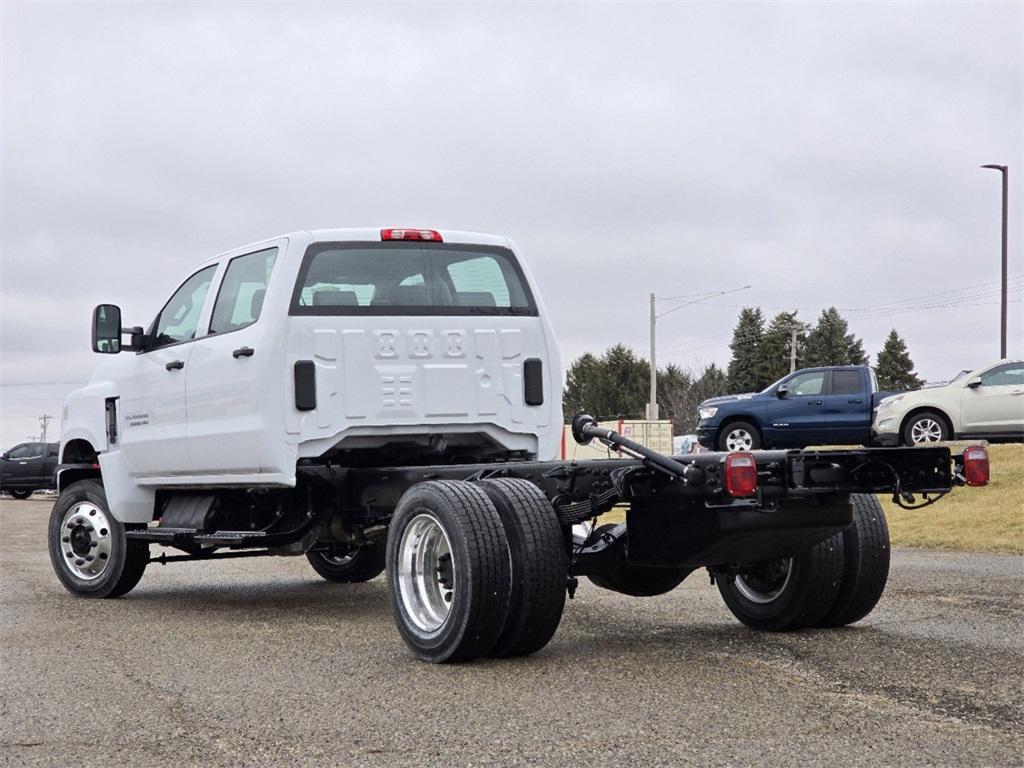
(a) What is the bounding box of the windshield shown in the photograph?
[290,242,537,317]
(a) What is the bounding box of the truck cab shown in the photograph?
[62,228,562,523]
[696,365,890,451]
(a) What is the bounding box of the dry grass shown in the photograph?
[884,442,1023,555]
[595,443,1023,554]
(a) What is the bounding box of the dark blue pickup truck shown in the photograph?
[696,366,896,451]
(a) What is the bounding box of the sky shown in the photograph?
[1,1,1022,448]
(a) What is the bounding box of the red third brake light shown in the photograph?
[724,452,758,497]
[962,445,990,487]
[381,228,443,242]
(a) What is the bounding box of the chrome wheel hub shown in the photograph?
[397,513,455,634]
[725,428,754,452]
[59,502,113,580]
[910,418,943,444]
[735,559,793,604]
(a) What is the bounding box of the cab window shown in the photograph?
[787,371,826,396]
[209,248,278,334]
[5,444,34,459]
[979,364,1024,387]
[830,370,862,395]
[151,266,218,349]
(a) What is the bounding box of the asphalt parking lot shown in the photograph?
[2,497,1021,767]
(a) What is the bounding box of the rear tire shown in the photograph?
[386,480,511,663]
[717,534,844,631]
[477,479,566,658]
[718,421,762,452]
[48,480,148,598]
[9,489,33,499]
[307,540,386,583]
[817,494,890,627]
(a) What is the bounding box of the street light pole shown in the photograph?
[981,164,1009,359]
[648,293,658,420]
[646,284,752,421]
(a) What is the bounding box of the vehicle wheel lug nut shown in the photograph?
[85,555,94,561]
[99,553,108,560]
[62,537,70,543]
[90,541,98,548]
[75,559,85,566]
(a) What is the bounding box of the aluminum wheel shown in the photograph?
[58,502,113,581]
[725,428,754,452]
[734,559,793,604]
[396,513,455,634]
[910,418,943,444]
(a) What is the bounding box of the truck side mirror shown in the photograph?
[776,385,788,398]
[92,304,123,354]
[966,377,982,389]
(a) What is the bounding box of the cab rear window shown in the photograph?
[289,243,537,316]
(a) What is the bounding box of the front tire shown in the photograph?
[386,480,511,663]
[48,480,148,598]
[307,540,386,583]
[902,411,949,445]
[718,421,762,452]
[717,534,844,631]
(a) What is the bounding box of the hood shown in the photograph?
[700,392,760,407]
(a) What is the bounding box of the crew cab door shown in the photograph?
[766,369,829,446]
[820,369,871,444]
[185,246,280,475]
[119,265,218,478]
[960,362,1024,435]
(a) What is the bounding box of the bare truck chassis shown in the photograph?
[90,412,988,662]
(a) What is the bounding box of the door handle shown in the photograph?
[232,346,255,358]
[848,399,863,404]
[808,400,823,406]
[165,360,184,371]
[1012,390,1024,396]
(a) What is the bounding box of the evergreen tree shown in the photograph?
[561,344,650,420]
[803,307,868,367]
[756,311,807,388]
[875,329,923,391]
[727,307,765,392]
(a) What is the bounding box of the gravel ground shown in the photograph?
[2,496,1022,767]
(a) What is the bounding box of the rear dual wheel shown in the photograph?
[716,493,890,630]
[385,479,566,663]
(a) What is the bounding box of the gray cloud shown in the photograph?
[2,1,1021,446]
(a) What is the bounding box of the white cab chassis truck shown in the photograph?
[50,228,989,662]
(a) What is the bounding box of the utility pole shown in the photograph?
[789,326,799,373]
[981,164,1009,358]
[39,414,54,443]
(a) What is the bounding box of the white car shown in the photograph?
[872,359,1024,445]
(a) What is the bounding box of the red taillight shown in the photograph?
[962,445,989,487]
[380,228,443,242]
[724,452,758,497]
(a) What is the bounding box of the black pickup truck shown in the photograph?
[1,442,59,499]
